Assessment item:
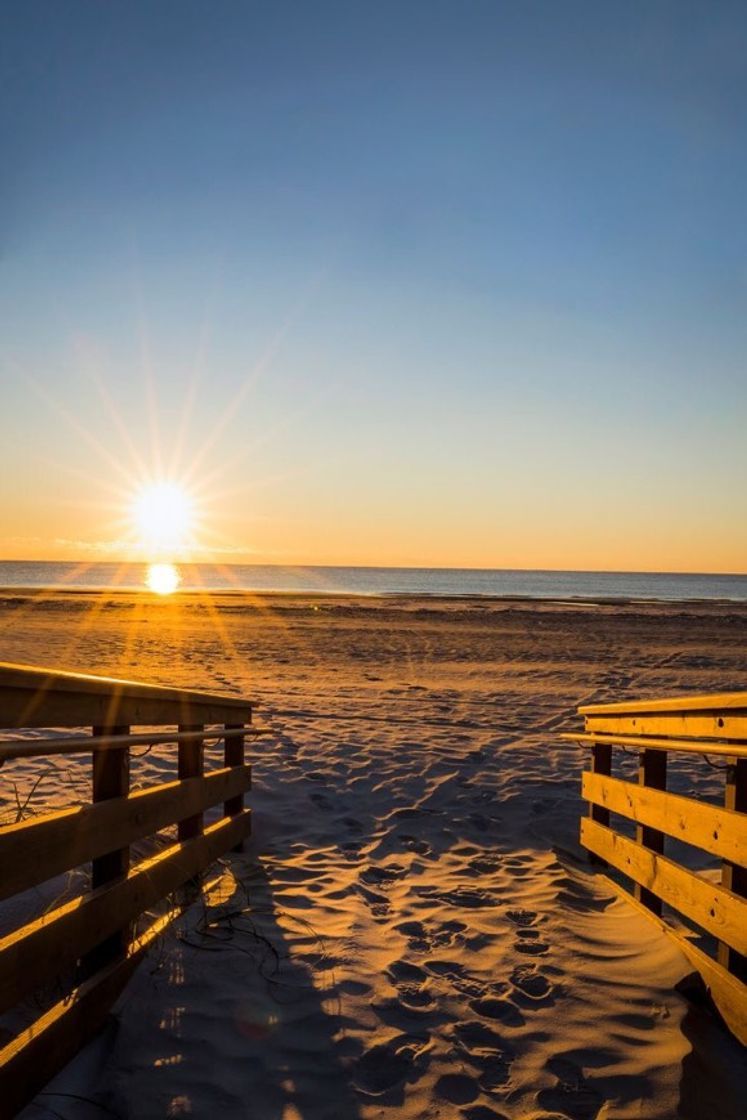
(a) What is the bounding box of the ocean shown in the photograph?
[0,561,745,602]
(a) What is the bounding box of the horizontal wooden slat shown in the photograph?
[0,725,269,765]
[0,809,251,1014]
[582,772,746,866]
[0,766,251,901]
[0,660,252,728]
[580,818,747,956]
[580,691,747,715]
[604,877,747,1046]
[584,712,747,742]
[0,909,173,1120]
[562,732,747,759]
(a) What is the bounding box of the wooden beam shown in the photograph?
[0,726,268,766]
[0,810,251,1015]
[562,732,747,759]
[580,818,747,956]
[587,739,611,866]
[224,723,249,852]
[633,748,667,915]
[0,660,252,729]
[178,724,204,841]
[581,771,746,866]
[85,725,129,973]
[580,691,747,715]
[718,758,747,981]
[0,766,251,901]
[584,712,747,742]
[0,910,174,1120]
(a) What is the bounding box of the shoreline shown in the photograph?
[2,585,747,609]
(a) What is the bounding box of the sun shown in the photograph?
[146,562,182,595]
[132,482,193,555]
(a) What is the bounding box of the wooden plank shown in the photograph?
[178,724,204,841]
[584,712,747,742]
[0,726,257,765]
[718,758,747,981]
[633,748,667,915]
[0,909,174,1120]
[580,691,747,715]
[582,772,746,866]
[0,660,252,729]
[561,732,747,760]
[580,818,747,956]
[86,726,129,973]
[0,766,251,901]
[603,877,747,1047]
[224,723,248,853]
[0,810,251,1015]
[588,739,611,866]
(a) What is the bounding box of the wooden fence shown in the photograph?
[0,661,259,1119]
[564,691,747,1045]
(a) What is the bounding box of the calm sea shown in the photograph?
[0,561,745,602]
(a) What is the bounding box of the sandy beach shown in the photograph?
[2,592,746,1119]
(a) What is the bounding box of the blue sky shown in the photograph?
[1,2,745,570]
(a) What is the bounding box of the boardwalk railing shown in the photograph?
[564,691,747,1045]
[0,661,258,1119]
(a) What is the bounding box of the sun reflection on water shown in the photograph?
[146,563,181,595]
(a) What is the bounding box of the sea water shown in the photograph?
[0,561,745,601]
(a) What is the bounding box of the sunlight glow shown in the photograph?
[146,562,181,595]
[132,482,193,554]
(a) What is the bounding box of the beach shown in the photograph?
[2,591,746,1119]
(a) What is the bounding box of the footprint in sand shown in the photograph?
[509,963,556,1007]
[384,960,436,1011]
[506,909,551,955]
[537,1056,604,1120]
[395,918,467,954]
[452,1020,514,1092]
[352,1035,430,1099]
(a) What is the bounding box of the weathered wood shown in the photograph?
[582,771,746,866]
[580,691,747,715]
[633,748,667,915]
[86,725,130,973]
[224,723,248,852]
[0,909,174,1120]
[0,810,251,1015]
[0,766,251,901]
[581,818,747,956]
[0,726,267,766]
[178,724,204,841]
[584,713,747,742]
[0,660,252,729]
[717,758,747,981]
[588,740,611,865]
[562,732,747,760]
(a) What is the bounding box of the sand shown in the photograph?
[1,591,746,1119]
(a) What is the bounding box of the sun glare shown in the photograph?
[146,562,181,595]
[132,482,193,554]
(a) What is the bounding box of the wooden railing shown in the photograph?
[0,661,260,1119]
[563,691,747,1045]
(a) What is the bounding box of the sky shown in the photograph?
[1,1,746,572]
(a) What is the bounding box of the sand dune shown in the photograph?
[1,594,745,1118]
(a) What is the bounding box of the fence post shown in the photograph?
[82,724,130,976]
[717,757,747,980]
[178,724,205,841]
[633,747,667,914]
[588,741,611,865]
[224,723,248,852]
